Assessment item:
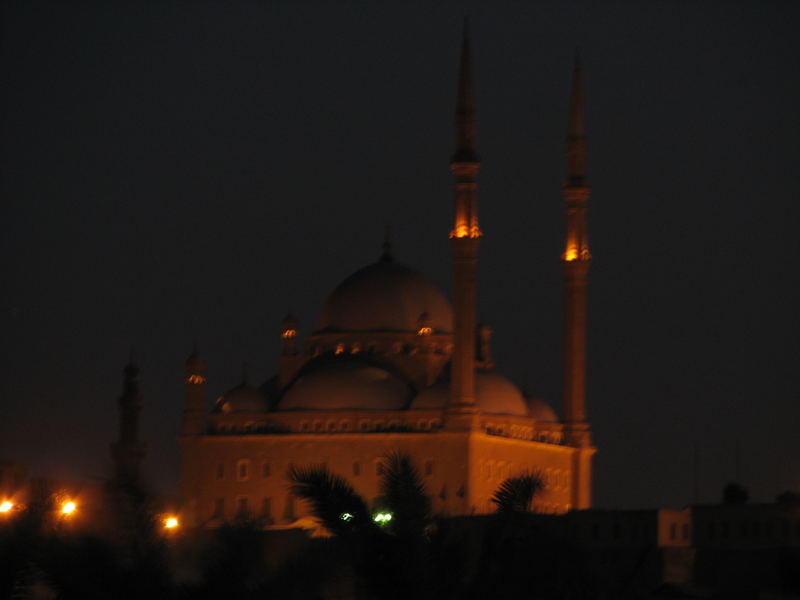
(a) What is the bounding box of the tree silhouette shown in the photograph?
[491,471,544,513]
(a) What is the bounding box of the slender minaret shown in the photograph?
[182,346,207,435]
[562,54,591,448]
[111,354,146,484]
[447,20,481,421]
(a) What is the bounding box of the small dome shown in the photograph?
[314,259,452,334]
[279,360,412,411]
[526,397,558,422]
[411,371,529,416]
[215,383,269,414]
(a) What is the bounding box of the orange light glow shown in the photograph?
[0,501,13,513]
[564,247,579,261]
[163,516,179,529]
[187,374,205,384]
[335,344,345,355]
[61,501,76,516]
[281,329,297,339]
[450,224,482,239]
[417,326,433,336]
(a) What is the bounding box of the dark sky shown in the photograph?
[2,1,798,510]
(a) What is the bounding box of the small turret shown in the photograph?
[477,322,493,368]
[182,346,207,436]
[281,313,299,356]
[416,311,433,336]
[278,313,304,389]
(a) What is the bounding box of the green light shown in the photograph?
[340,512,354,522]
[373,511,393,524]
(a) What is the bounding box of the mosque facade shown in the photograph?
[173,30,596,527]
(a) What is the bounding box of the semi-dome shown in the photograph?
[314,258,452,334]
[279,360,413,411]
[214,382,269,414]
[526,397,558,422]
[411,371,529,416]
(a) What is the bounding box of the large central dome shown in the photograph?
[314,258,453,334]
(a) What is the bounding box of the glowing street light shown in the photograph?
[163,516,179,529]
[61,501,77,516]
[339,512,354,522]
[0,501,13,513]
[373,511,393,525]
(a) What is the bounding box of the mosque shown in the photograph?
[135,29,596,527]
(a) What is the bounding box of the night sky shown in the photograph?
[2,1,798,510]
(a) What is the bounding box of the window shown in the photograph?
[261,497,272,520]
[237,459,250,481]
[262,462,271,478]
[424,460,434,476]
[216,462,225,480]
[237,496,249,516]
[284,495,296,521]
[339,420,350,432]
[359,420,370,432]
[213,498,225,518]
[327,420,336,432]
[669,523,676,540]
[353,461,361,476]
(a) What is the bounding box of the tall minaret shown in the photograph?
[110,354,146,485]
[447,20,481,421]
[562,54,592,448]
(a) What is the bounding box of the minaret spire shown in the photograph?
[453,18,478,165]
[111,355,146,485]
[562,53,593,459]
[566,51,587,187]
[447,20,481,423]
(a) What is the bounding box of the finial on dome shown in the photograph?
[380,224,394,262]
